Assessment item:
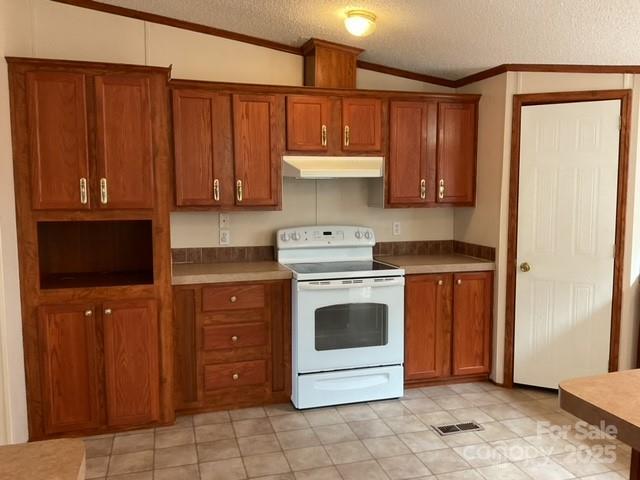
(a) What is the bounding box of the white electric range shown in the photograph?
[277,225,405,409]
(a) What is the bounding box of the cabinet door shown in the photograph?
[388,101,437,205]
[172,90,234,207]
[342,98,382,152]
[95,75,154,209]
[405,274,452,381]
[233,94,281,207]
[286,95,330,152]
[452,272,492,376]
[436,102,477,205]
[103,299,160,426]
[38,304,100,434]
[26,71,90,210]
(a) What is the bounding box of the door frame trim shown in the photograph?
[504,89,632,387]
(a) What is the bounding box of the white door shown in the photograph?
[514,100,620,389]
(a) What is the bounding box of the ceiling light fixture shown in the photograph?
[344,10,376,37]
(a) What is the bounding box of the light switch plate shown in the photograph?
[219,213,230,229]
[219,229,230,245]
[392,222,401,236]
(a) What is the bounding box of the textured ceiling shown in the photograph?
[95,0,640,79]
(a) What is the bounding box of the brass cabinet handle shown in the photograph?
[321,125,327,147]
[456,279,462,285]
[520,262,531,273]
[231,335,238,342]
[104,308,112,315]
[100,178,108,204]
[437,280,443,286]
[213,178,220,201]
[438,179,445,200]
[80,178,88,205]
[230,296,237,303]
[236,180,243,202]
[84,309,93,317]
[420,179,426,200]
[232,373,239,380]
[344,125,350,147]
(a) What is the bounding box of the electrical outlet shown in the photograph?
[392,222,401,236]
[219,229,230,245]
[219,213,230,229]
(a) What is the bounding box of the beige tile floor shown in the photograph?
[83,382,632,480]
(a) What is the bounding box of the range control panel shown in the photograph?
[277,226,375,248]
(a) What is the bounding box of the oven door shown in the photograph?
[294,276,404,373]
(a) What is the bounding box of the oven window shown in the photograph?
[315,303,388,351]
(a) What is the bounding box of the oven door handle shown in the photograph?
[298,277,405,291]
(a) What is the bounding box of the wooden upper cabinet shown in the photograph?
[95,75,155,209]
[341,98,382,152]
[388,101,437,206]
[452,272,492,376]
[26,71,90,210]
[286,95,330,152]
[38,303,100,434]
[233,94,281,207]
[103,299,160,426]
[405,274,452,381]
[437,102,477,205]
[172,90,234,207]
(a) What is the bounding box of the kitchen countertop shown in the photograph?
[377,254,495,274]
[172,261,293,285]
[0,438,85,480]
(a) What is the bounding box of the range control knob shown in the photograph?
[364,231,372,240]
[355,231,362,239]
[280,233,290,242]
[292,232,301,241]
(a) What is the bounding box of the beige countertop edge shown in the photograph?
[171,261,293,285]
[376,254,496,273]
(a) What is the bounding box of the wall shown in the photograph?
[0,0,455,442]
[454,71,640,382]
[0,0,32,444]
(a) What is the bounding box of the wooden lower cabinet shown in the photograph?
[173,279,291,412]
[37,299,160,436]
[103,300,160,426]
[38,303,101,434]
[404,271,492,385]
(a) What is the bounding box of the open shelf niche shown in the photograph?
[37,220,154,289]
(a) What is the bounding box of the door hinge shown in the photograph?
[618,115,622,131]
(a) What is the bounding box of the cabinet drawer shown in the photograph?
[202,284,266,312]
[204,360,267,390]
[203,323,267,350]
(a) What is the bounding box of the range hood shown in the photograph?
[282,156,384,179]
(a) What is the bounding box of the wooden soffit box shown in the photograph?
[302,38,364,89]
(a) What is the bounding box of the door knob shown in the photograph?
[519,262,531,273]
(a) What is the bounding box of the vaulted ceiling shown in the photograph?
[95,0,640,80]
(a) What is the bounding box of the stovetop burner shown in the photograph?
[285,260,399,275]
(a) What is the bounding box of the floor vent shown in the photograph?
[432,421,483,436]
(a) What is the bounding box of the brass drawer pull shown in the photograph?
[84,309,93,317]
[344,125,350,146]
[230,296,237,303]
[437,280,443,286]
[80,178,88,205]
[100,178,108,204]
[438,179,445,199]
[236,180,243,202]
[104,308,112,315]
[232,373,239,380]
[456,279,462,285]
[213,178,220,201]
[420,179,426,200]
[231,335,238,342]
[321,124,327,146]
